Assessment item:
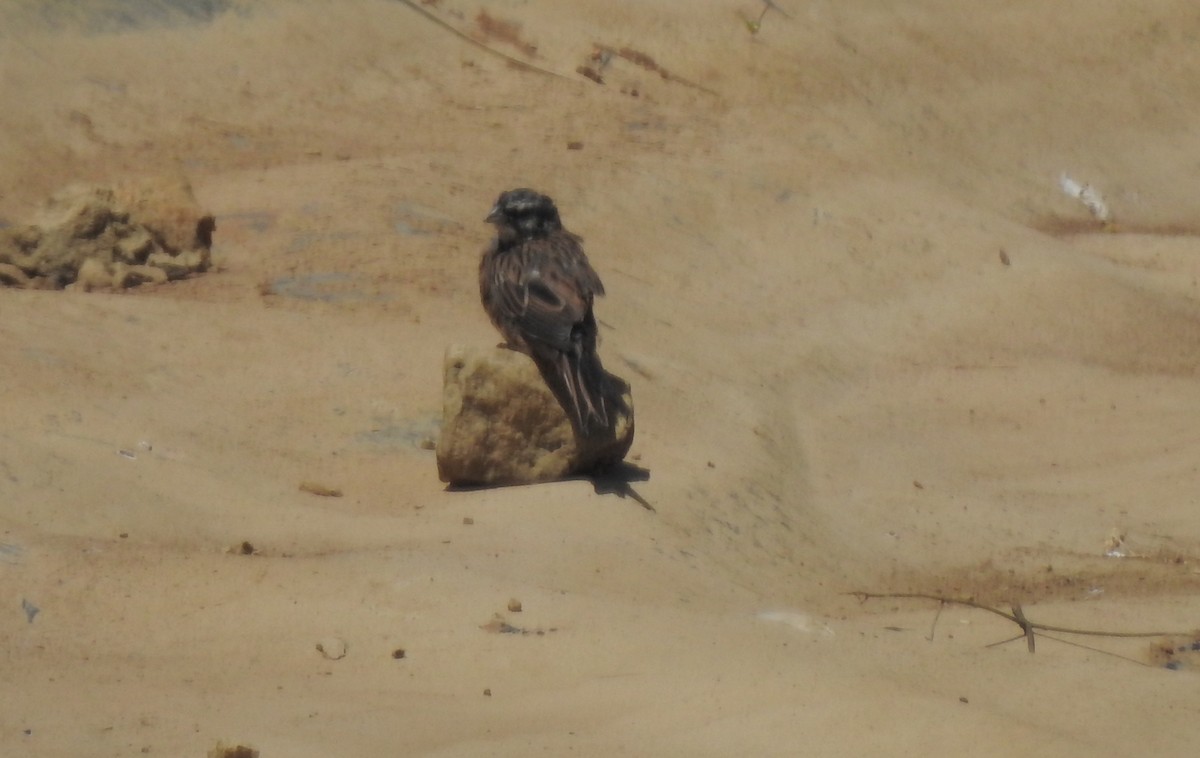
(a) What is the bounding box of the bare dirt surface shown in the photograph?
[3,1,1200,755]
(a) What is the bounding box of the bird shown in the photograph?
[480,188,610,435]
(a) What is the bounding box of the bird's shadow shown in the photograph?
[575,460,653,511]
[445,461,653,512]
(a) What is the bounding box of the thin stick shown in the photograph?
[1011,604,1036,652]
[986,630,1152,666]
[926,600,944,642]
[1035,632,1153,667]
[979,628,1027,647]
[984,633,1029,649]
[762,0,794,20]
[850,591,1184,638]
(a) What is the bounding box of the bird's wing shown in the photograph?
[560,232,605,298]
[489,247,589,352]
[517,259,591,352]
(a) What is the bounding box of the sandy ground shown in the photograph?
[3,1,1200,755]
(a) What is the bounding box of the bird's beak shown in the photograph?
[485,204,502,224]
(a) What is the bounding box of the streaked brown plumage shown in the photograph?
[480,188,609,434]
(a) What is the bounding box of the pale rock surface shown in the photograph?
[437,344,634,485]
[3,3,1200,756]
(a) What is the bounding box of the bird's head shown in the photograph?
[485,188,563,243]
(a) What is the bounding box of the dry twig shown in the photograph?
[851,591,1188,655]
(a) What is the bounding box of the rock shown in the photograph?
[75,257,112,291]
[113,263,169,288]
[147,246,211,280]
[0,262,30,288]
[115,228,155,264]
[113,176,215,253]
[436,345,634,485]
[36,186,120,239]
[208,743,259,758]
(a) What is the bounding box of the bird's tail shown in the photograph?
[552,347,609,436]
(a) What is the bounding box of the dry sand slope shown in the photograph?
[2,0,1200,755]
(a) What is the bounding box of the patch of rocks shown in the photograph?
[0,179,215,290]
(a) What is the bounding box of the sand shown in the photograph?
[2,1,1199,755]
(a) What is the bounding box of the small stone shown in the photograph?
[76,257,112,291]
[207,743,259,758]
[299,481,343,497]
[113,263,169,288]
[392,648,406,659]
[115,229,154,263]
[147,247,211,280]
[483,688,492,697]
[228,541,256,555]
[507,598,523,613]
[0,262,30,288]
[462,517,474,525]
